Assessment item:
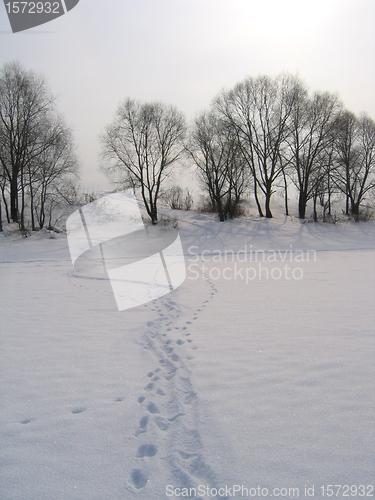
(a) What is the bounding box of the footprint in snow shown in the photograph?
[154,416,170,431]
[20,418,34,424]
[139,416,149,430]
[131,469,148,489]
[146,402,160,414]
[136,444,157,458]
[71,407,86,414]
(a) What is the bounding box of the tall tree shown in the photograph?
[30,118,78,229]
[334,112,375,217]
[187,109,248,221]
[0,61,78,229]
[286,90,342,219]
[100,98,186,224]
[0,62,51,225]
[215,74,299,218]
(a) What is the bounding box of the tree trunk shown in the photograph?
[10,175,18,223]
[1,186,10,223]
[298,191,307,219]
[39,189,45,228]
[254,181,264,217]
[345,190,349,215]
[283,171,289,216]
[216,194,225,222]
[265,191,273,218]
[351,201,360,218]
[20,169,25,231]
[327,174,331,216]
[313,193,318,222]
[30,181,35,231]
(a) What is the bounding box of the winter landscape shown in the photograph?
[1,1,374,499]
[1,200,374,499]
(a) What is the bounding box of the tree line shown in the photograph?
[1,62,374,232]
[101,74,375,222]
[0,61,78,232]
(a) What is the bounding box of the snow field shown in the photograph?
[0,212,374,499]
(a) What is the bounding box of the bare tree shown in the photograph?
[0,62,52,226]
[31,119,78,229]
[187,109,248,221]
[0,61,79,230]
[162,185,193,211]
[215,74,299,218]
[100,98,186,224]
[286,90,342,219]
[334,112,375,218]
[0,147,9,230]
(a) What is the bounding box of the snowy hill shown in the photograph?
[0,209,374,500]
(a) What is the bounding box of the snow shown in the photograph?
[0,210,374,500]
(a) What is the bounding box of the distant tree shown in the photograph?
[100,98,186,224]
[334,112,375,218]
[162,185,193,211]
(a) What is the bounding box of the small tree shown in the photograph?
[162,185,193,211]
[100,98,186,224]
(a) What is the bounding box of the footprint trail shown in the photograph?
[127,273,227,497]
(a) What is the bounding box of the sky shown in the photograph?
[1,0,374,189]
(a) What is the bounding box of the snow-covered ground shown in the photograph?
[0,209,374,500]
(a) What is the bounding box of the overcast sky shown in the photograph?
[1,0,374,188]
